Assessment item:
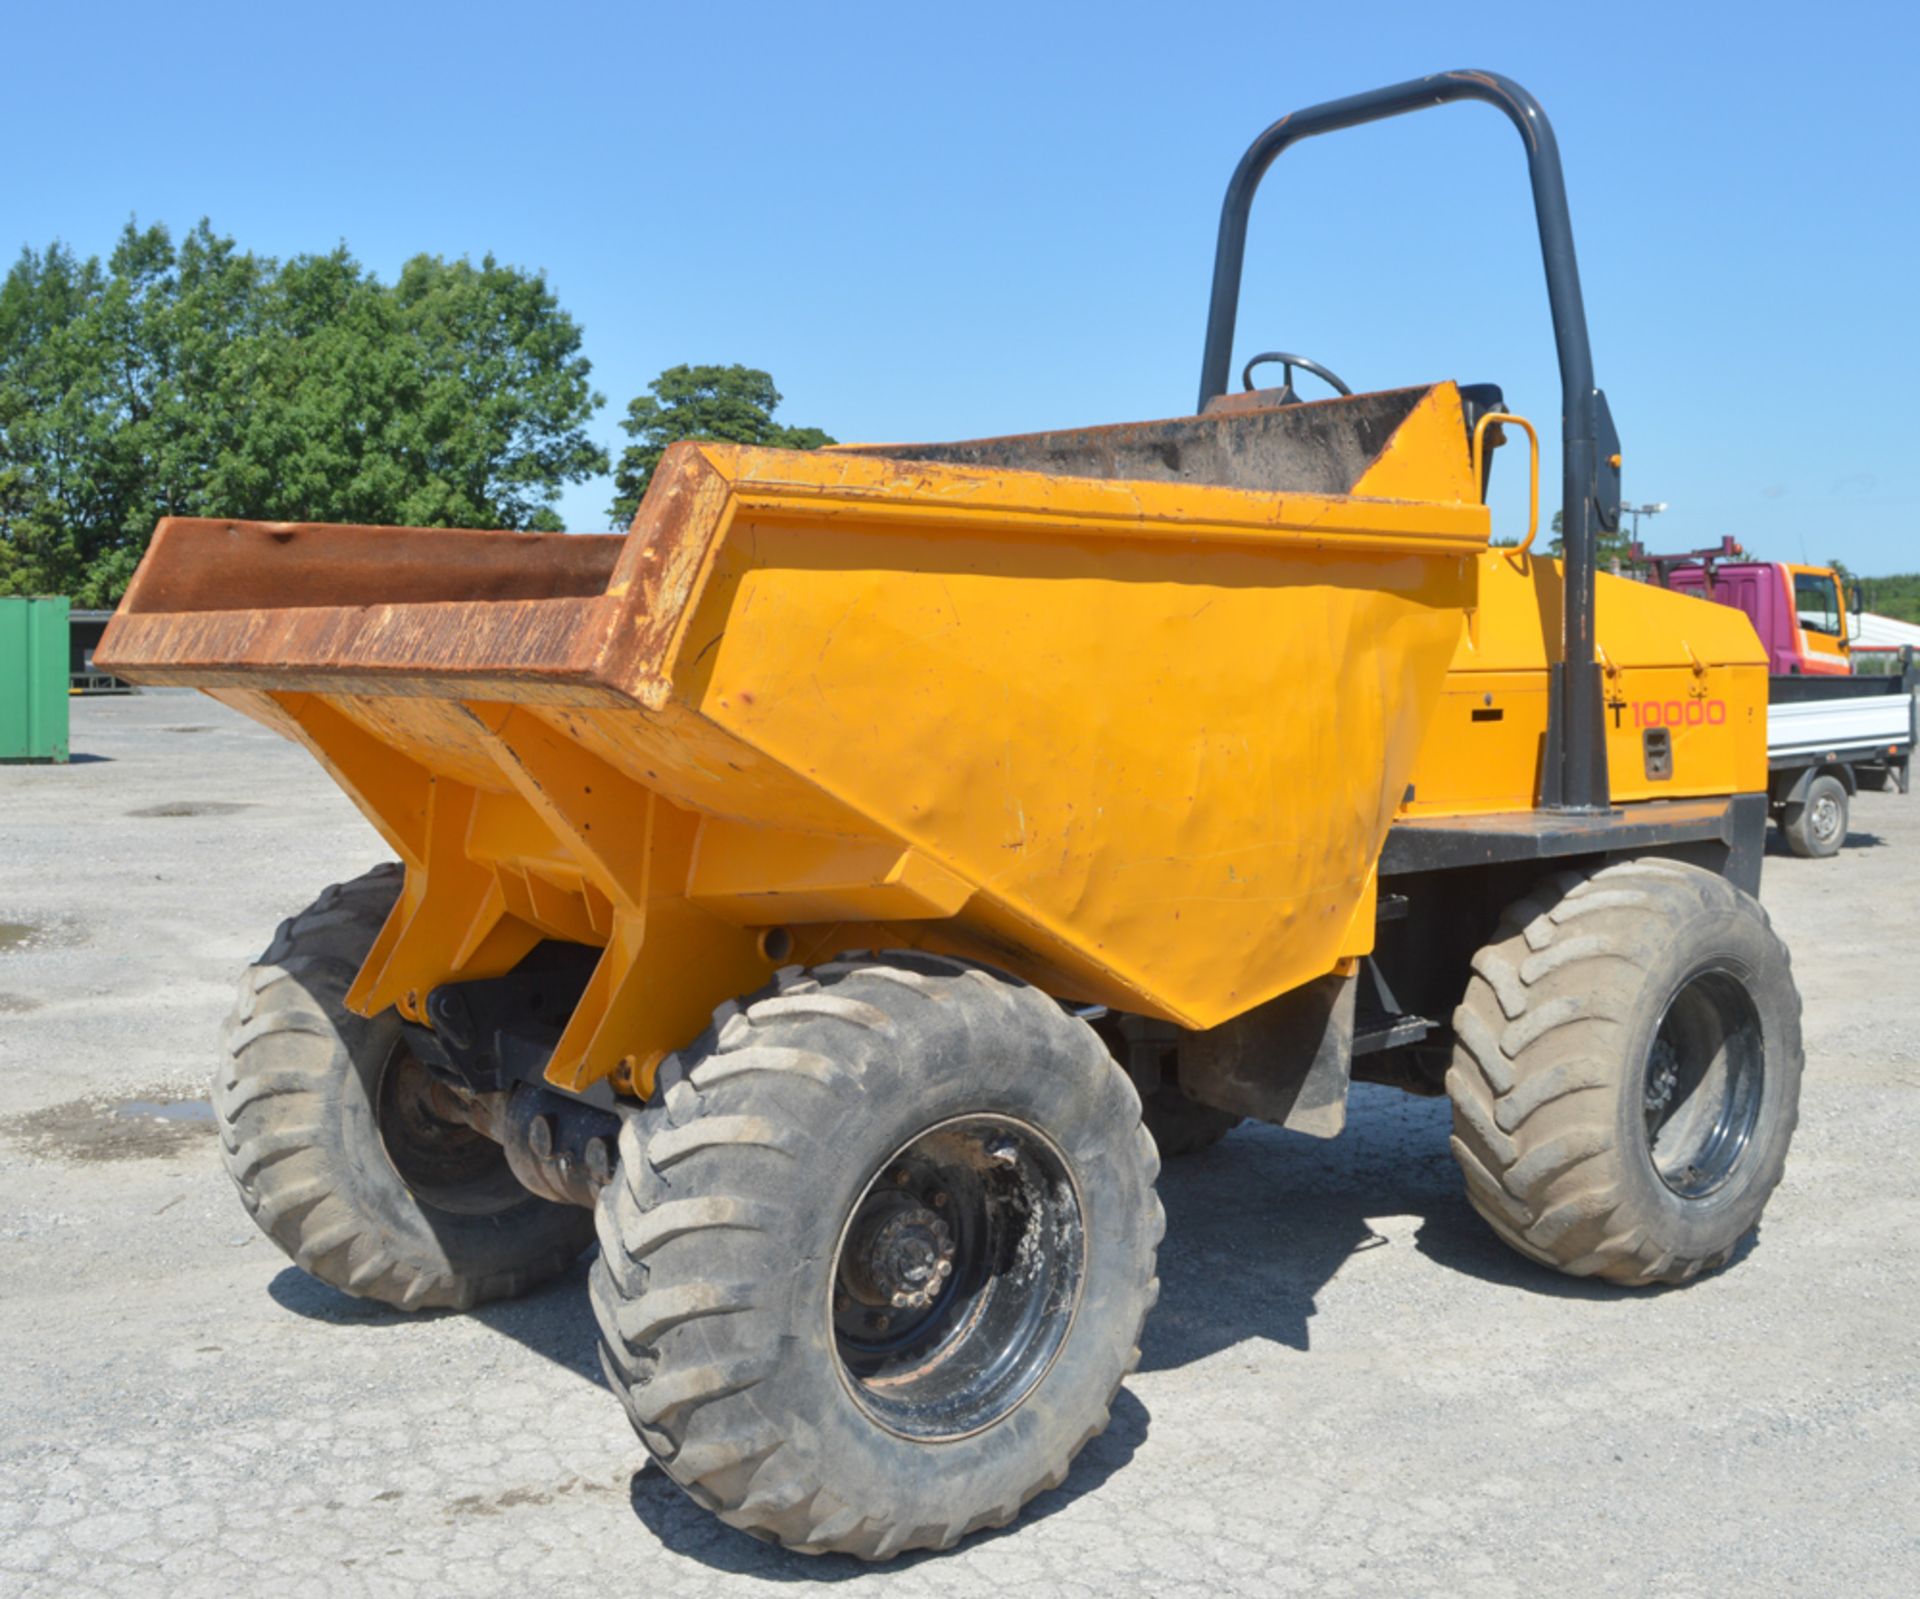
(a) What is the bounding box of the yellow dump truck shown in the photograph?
[98,71,1802,1560]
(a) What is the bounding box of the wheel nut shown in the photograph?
[932,1192,948,1208]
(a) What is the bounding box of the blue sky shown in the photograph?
[6,1,1915,571]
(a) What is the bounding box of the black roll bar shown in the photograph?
[1197,70,1618,813]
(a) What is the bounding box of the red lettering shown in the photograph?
[1628,698,1728,728]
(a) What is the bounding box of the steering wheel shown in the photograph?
[1241,351,1353,403]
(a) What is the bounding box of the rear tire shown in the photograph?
[591,955,1162,1559]
[1446,859,1802,1286]
[215,864,594,1311]
[1781,773,1847,858]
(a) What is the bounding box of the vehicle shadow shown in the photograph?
[267,1081,1662,1573]
[1136,1082,1669,1372]
[267,1257,601,1383]
[264,1084,1478,1364]
[621,1388,1151,1580]
[268,1257,1147,1578]
[1763,827,1886,855]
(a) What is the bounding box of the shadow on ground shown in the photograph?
[268,1256,601,1383]
[1764,826,1886,855]
[267,1080,1661,1574]
[621,1388,1151,1581]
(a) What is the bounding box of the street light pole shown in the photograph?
[1622,501,1668,545]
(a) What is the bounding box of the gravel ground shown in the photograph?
[2,689,1915,1597]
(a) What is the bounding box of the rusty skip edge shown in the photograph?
[93,442,738,706]
[96,603,639,705]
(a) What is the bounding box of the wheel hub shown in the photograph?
[1642,968,1766,1200]
[843,1198,956,1310]
[831,1115,1085,1441]
[374,1045,524,1215]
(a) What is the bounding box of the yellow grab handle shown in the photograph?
[1471,411,1540,557]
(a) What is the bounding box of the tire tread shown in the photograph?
[591,953,1159,1559]
[1447,859,1802,1286]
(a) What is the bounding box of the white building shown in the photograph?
[1856,611,1920,669]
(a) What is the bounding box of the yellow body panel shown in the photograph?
[99,384,1768,1099]
[1406,554,1770,814]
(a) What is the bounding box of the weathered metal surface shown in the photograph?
[102,519,632,702]
[98,599,632,702]
[120,519,624,612]
[836,386,1432,498]
[1381,793,1751,872]
[1171,971,1357,1139]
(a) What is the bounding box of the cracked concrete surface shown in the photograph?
[1,690,1915,1596]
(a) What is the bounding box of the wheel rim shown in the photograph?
[375,1044,525,1216]
[1808,793,1842,843]
[830,1114,1085,1441]
[1641,968,1766,1199]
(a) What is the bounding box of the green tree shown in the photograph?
[0,221,608,604]
[610,363,833,525]
[207,249,607,533]
[1545,508,1632,568]
[0,238,120,602]
[1866,574,1920,624]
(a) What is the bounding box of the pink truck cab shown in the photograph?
[1645,539,1854,676]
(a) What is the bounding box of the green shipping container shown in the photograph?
[0,597,71,763]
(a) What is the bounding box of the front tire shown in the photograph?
[215,864,594,1310]
[591,955,1162,1560]
[1446,860,1803,1286]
